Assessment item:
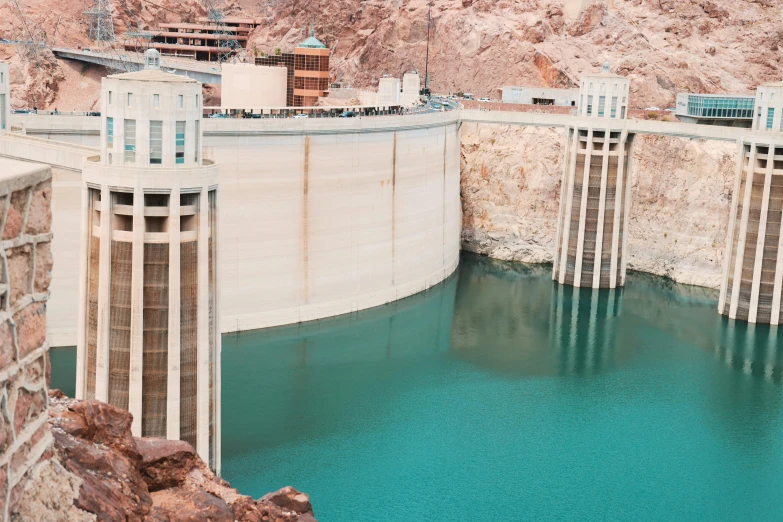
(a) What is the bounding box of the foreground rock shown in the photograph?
[17,390,317,522]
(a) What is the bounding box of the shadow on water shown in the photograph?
[450,253,631,376]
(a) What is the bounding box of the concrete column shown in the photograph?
[586,289,599,371]
[75,185,90,400]
[128,186,145,436]
[94,185,112,402]
[771,184,783,325]
[719,140,746,313]
[748,150,775,323]
[167,186,181,440]
[568,287,580,374]
[558,128,580,284]
[553,128,572,279]
[609,130,628,288]
[593,128,611,288]
[574,128,594,287]
[212,188,222,476]
[619,135,634,285]
[729,143,757,319]
[196,187,209,463]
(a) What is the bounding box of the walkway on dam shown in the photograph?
[9,109,748,143]
[52,47,222,84]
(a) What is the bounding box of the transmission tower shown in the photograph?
[84,0,116,42]
[202,0,241,63]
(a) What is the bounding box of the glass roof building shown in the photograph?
[675,93,754,127]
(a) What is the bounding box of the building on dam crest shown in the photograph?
[553,62,633,289]
[76,49,221,472]
[720,81,783,325]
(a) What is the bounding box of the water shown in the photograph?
[49,252,783,521]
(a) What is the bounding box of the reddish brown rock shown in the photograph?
[0,321,14,369]
[261,486,313,515]
[13,302,46,358]
[52,428,152,521]
[5,245,32,307]
[149,485,234,522]
[136,437,200,491]
[25,180,52,235]
[54,398,140,461]
[3,189,28,240]
[14,387,46,436]
[34,241,53,293]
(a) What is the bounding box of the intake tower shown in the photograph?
[76,50,221,472]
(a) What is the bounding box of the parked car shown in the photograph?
[340,111,356,118]
[11,109,30,114]
[645,106,661,111]
[293,113,309,118]
[83,48,91,53]
[479,97,490,102]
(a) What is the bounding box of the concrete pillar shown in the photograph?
[212,188,222,475]
[748,150,775,323]
[718,140,745,313]
[609,130,628,288]
[729,143,757,319]
[553,128,572,279]
[619,136,634,285]
[557,128,580,284]
[167,186,181,440]
[574,128,594,287]
[196,187,209,462]
[593,128,611,288]
[94,185,112,402]
[75,185,90,400]
[129,186,145,436]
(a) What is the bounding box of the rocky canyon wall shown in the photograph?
[460,122,736,289]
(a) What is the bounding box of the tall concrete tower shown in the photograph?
[0,61,9,132]
[76,50,221,472]
[553,63,633,289]
[719,82,783,324]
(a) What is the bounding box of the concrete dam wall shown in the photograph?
[1,113,462,347]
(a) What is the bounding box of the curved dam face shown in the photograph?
[206,116,462,333]
[5,113,462,346]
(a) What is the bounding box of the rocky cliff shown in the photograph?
[460,122,736,289]
[14,390,317,522]
[2,0,783,110]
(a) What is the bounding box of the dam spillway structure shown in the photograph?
[720,81,783,325]
[75,50,221,472]
[553,63,633,289]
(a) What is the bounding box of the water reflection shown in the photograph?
[715,319,783,383]
[549,284,626,375]
[449,254,630,376]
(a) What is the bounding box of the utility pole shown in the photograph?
[423,5,431,96]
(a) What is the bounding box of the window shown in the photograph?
[611,97,618,118]
[178,95,183,108]
[175,121,185,164]
[194,120,199,163]
[150,121,162,164]
[587,96,593,116]
[108,91,112,105]
[767,108,775,130]
[598,96,606,117]
[0,72,3,83]
[196,94,199,106]
[621,107,626,119]
[124,119,136,163]
[153,94,159,108]
[127,93,133,106]
[107,117,113,148]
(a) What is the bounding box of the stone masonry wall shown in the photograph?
[0,164,53,520]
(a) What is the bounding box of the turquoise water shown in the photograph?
[50,252,783,521]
